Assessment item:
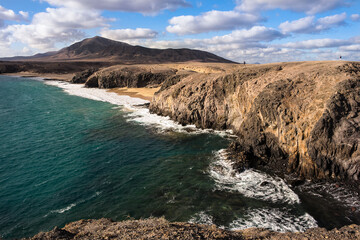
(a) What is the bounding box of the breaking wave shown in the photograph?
[209,149,300,204]
[44,81,233,136]
[230,208,317,232]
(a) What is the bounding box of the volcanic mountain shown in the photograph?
[2,36,235,64]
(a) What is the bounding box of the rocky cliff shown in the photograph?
[83,65,179,88]
[149,61,360,181]
[26,218,360,240]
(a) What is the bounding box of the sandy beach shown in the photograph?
[108,87,160,101]
[4,72,160,101]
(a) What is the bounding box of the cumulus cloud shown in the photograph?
[351,14,360,21]
[281,38,350,49]
[1,7,109,50]
[0,5,28,27]
[279,13,347,34]
[204,26,285,44]
[148,26,284,48]
[166,10,261,35]
[339,44,360,51]
[101,28,158,40]
[135,26,285,63]
[236,0,346,14]
[43,0,190,15]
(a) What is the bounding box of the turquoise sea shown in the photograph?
[0,76,358,239]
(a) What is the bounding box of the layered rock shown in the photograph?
[150,61,360,181]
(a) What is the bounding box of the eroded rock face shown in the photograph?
[308,79,360,180]
[71,68,98,84]
[150,61,360,181]
[84,66,178,89]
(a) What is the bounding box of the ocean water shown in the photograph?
[0,76,357,239]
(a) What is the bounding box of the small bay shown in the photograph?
[0,76,350,239]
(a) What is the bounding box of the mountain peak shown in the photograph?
[1,36,236,64]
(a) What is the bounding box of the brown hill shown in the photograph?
[1,36,236,64]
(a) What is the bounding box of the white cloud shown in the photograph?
[43,0,190,15]
[279,16,315,33]
[166,10,261,35]
[281,38,350,49]
[101,28,158,40]
[204,26,284,44]
[351,14,360,21]
[339,44,360,51]
[279,13,347,34]
[134,26,286,63]
[0,5,28,27]
[146,26,284,49]
[1,7,109,50]
[236,0,346,14]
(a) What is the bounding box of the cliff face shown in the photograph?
[83,65,179,88]
[150,61,360,181]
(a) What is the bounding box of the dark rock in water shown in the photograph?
[71,68,97,84]
[260,181,271,186]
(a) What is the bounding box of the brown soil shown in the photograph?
[26,218,360,240]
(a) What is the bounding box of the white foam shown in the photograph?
[44,81,148,107]
[189,212,214,226]
[209,149,300,204]
[44,81,234,135]
[44,191,102,217]
[230,208,318,232]
[51,203,77,214]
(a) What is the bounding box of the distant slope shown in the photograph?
[1,36,236,64]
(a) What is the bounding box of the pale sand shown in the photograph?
[4,71,75,81]
[108,87,160,101]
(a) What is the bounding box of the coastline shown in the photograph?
[27,218,360,240]
[2,63,360,239]
[3,71,75,81]
[2,72,160,102]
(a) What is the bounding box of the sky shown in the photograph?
[0,0,359,63]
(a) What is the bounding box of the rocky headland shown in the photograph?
[3,56,360,238]
[149,61,360,183]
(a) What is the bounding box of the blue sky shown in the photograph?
[0,0,359,63]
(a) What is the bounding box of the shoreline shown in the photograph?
[2,72,160,103]
[3,72,75,81]
[27,218,360,240]
[3,64,360,238]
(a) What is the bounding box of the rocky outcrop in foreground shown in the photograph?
[27,218,360,240]
[150,61,360,181]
